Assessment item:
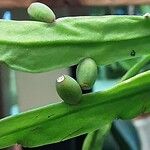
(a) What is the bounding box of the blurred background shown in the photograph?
[0,0,150,150]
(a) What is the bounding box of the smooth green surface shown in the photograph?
[82,124,111,150]
[27,2,55,23]
[56,75,82,104]
[77,58,98,90]
[120,54,150,82]
[119,58,139,70]
[83,55,150,150]
[0,71,149,148]
[0,15,150,72]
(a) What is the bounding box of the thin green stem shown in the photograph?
[120,55,150,82]
[82,55,150,150]
[82,124,111,150]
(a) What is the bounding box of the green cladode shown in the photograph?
[0,15,149,72]
[0,70,150,148]
[0,14,149,149]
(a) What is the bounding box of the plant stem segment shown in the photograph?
[0,71,149,149]
[82,55,150,150]
[120,55,150,82]
[0,16,149,72]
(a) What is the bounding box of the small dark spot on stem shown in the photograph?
[47,114,55,118]
[35,115,39,118]
[32,127,37,132]
[130,50,136,57]
[31,126,41,133]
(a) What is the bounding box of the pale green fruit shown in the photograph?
[56,75,82,105]
[27,2,56,23]
[76,58,98,90]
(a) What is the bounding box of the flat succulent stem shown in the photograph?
[0,71,149,148]
[83,54,150,150]
[120,54,150,82]
[0,16,149,72]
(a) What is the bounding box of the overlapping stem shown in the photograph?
[82,55,150,150]
[120,55,150,82]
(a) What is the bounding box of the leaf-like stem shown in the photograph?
[0,16,149,72]
[0,71,149,149]
[82,124,111,150]
[82,55,150,150]
[120,55,150,82]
